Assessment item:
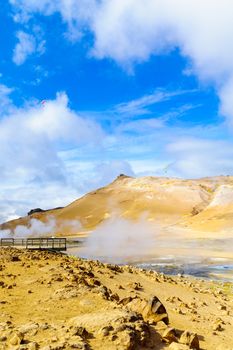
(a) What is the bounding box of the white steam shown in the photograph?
[0,216,82,238]
[14,217,56,237]
[81,216,157,263]
[0,229,11,238]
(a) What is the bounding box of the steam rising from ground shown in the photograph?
[0,216,81,238]
[81,216,157,263]
[79,216,233,280]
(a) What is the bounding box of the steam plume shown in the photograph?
[0,216,82,238]
[81,216,157,263]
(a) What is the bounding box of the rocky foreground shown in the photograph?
[0,248,232,350]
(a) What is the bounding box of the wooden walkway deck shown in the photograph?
[0,237,67,251]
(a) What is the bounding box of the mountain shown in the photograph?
[2,174,233,236]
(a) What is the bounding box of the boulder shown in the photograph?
[162,327,178,343]
[179,331,199,349]
[139,296,169,324]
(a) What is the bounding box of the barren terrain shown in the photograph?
[2,175,233,238]
[3,175,233,267]
[0,248,232,350]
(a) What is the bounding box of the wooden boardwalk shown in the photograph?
[0,237,67,251]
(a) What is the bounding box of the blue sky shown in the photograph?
[1,0,233,221]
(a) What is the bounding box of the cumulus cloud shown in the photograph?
[0,158,135,223]
[10,0,233,124]
[0,180,82,223]
[1,86,233,222]
[0,88,145,222]
[0,92,103,182]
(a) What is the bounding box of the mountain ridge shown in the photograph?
[2,175,233,235]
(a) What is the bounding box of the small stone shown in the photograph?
[70,326,88,338]
[222,310,230,316]
[51,336,58,342]
[40,323,49,330]
[11,256,20,262]
[27,342,39,350]
[119,296,133,306]
[99,326,113,337]
[8,332,24,346]
[162,327,178,344]
[213,324,223,331]
[217,305,227,311]
[110,293,120,302]
[69,340,87,349]
[18,322,39,334]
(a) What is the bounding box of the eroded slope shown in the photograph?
[2,175,233,235]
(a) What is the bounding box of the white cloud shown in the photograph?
[10,0,96,21]
[0,182,80,223]
[10,0,97,40]
[89,160,135,187]
[1,86,233,222]
[166,137,233,178]
[57,152,135,193]
[10,0,233,125]
[26,93,103,144]
[91,0,233,127]
[0,92,103,185]
[219,79,233,128]
[89,0,233,81]
[0,84,14,112]
[114,89,196,116]
[13,31,36,65]
[118,118,165,134]
[0,158,136,223]
[0,89,139,222]
[13,30,45,65]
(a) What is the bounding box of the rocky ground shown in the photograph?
[0,248,233,350]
